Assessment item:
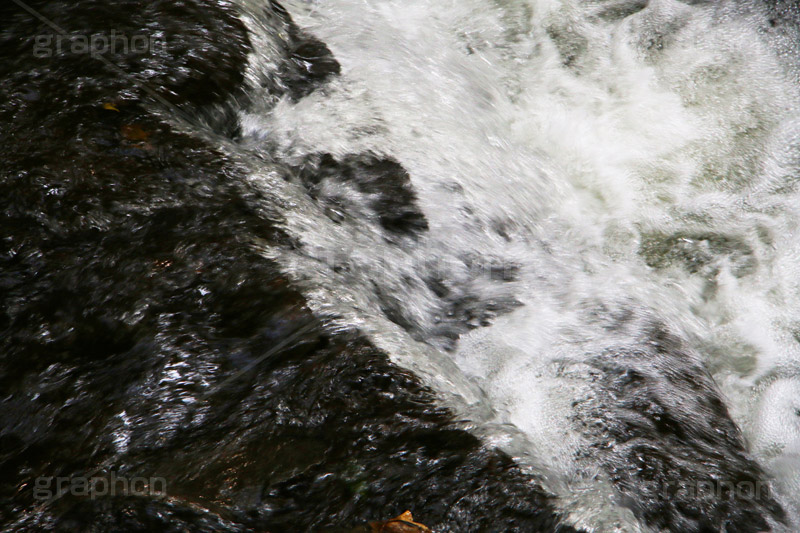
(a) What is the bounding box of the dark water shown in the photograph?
[0,1,577,530]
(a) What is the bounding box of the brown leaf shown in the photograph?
[121,124,150,142]
[369,511,431,533]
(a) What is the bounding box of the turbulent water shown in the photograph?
[3,0,800,531]
[239,0,800,529]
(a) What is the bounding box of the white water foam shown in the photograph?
[235,0,800,529]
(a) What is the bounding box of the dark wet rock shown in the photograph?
[593,0,648,21]
[0,1,577,532]
[545,23,588,69]
[44,497,253,533]
[294,153,429,238]
[237,0,341,112]
[426,293,522,351]
[572,322,785,532]
[639,230,757,278]
[0,0,251,119]
[266,0,342,101]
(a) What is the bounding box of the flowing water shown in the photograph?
[3,0,800,531]
[237,0,800,529]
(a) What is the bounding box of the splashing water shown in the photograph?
[233,0,800,529]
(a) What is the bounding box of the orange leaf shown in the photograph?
[121,124,150,142]
[369,511,431,533]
